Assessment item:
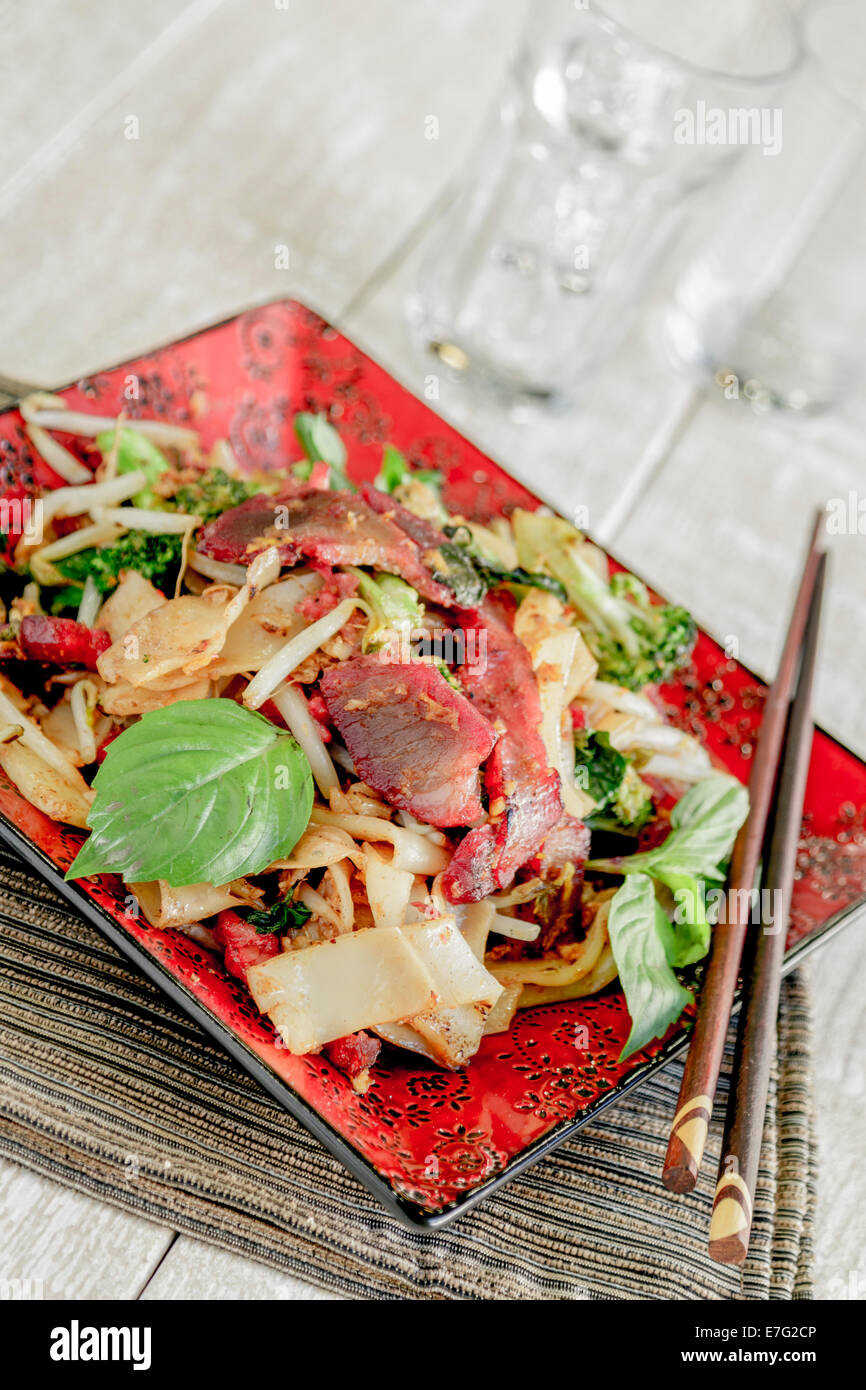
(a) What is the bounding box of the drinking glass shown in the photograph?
[406,0,801,410]
[664,2,866,413]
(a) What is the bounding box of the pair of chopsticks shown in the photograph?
[662,510,827,1265]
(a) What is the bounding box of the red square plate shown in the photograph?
[1,299,864,1228]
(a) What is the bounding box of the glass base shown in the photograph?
[663,304,852,416]
[405,291,588,416]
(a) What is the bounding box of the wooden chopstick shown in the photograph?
[662,510,826,1193]
[709,551,826,1264]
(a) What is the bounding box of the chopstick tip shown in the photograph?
[708,1170,752,1265]
[662,1102,711,1192]
[662,1163,698,1195]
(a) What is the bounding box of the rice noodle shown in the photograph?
[95,571,166,643]
[487,900,610,987]
[488,911,541,943]
[69,679,98,764]
[243,597,365,710]
[361,843,415,930]
[483,983,523,1035]
[246,545,282,592]
[246,919,501,1056]
[99,547,279,687]
[310,807,450,875]
[0,738,93,827]
[269,683,339,799]
[132,878,254,930]
[24,422,91,484]
[0,687,88,779]
[298,860,354,933]
[518,944,618,1007]
[269,824,362,871]
[204,577,312,678]
[395,808,448,847]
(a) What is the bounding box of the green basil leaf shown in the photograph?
[374,444,443,497]
[653,867,712,966]
[293,411,354,491]
[66,700,313,888]
[607,874,693,1061]
[246,897,312,935]
[588,774,748,880]
[377,443,409,492]
[659,774,749,874]
[431,540,489,607]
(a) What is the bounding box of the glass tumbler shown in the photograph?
[406,0,801,410]
[664,1,866,414]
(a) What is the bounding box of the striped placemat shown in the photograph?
[0,843,814,1299]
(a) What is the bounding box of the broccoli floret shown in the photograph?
[613,762,654,829]
[172,466,261,523]
[512,508,696,690]
[51,531,184,603]
[588,590,697,690]
[574,729,652,830]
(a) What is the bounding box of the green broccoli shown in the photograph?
[50,531,184,606]
[513,509,696,690]
[574,729,652,830]
[173,467,262,523]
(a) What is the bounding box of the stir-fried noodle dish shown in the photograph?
[0,398,748,1090]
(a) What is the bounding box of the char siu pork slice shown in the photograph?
[442,596,563,902]
[319,655,498,828]
[198,488,454,605]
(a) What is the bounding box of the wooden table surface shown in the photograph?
[1,0,863,1301]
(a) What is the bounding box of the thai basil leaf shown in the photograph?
[587,774,748,880]
[67,700,313,888]
[293,411,354,491]
[607,873,694,1060]
[246,897,312,936]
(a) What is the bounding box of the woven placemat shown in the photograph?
[0,843,815,1300]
